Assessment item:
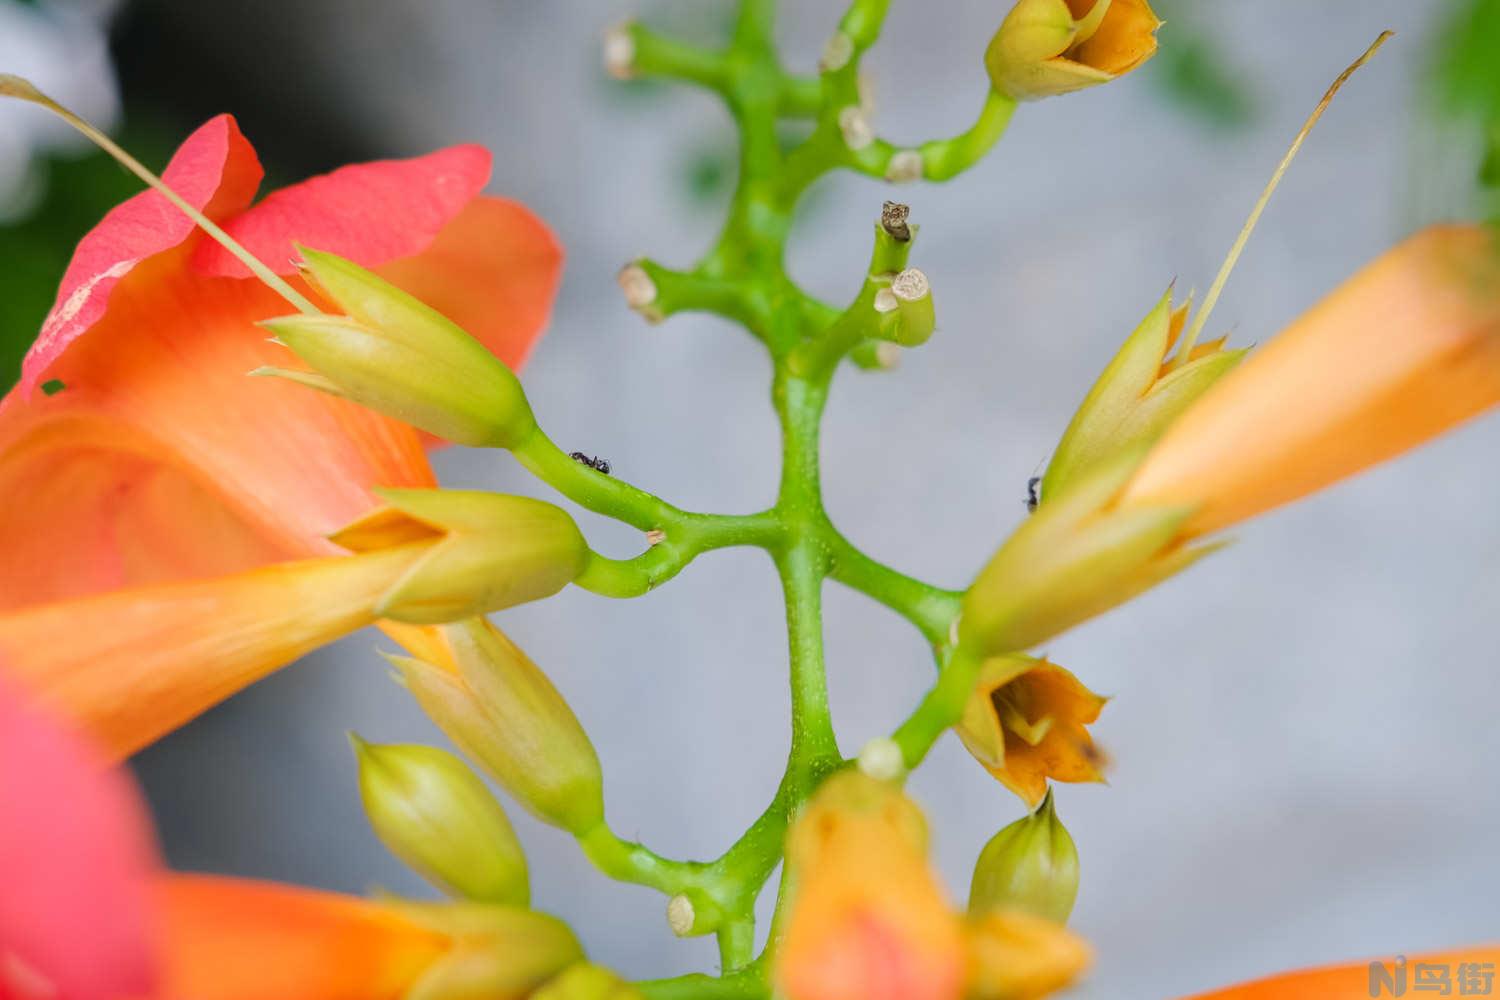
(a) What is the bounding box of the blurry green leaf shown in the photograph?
[684,147,730,202]
[1147,1,1256,130]
[1430,0,1500,217]
[1434,0,1500,120]
[1152,41,1256,128]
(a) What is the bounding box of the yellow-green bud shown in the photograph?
[968,791,1080,923]
[532,963,645,1000]
[351,735,528,905]
[331,488,589,625]
[258,247,535,448]
[390,618,605,835]
[962,451,1209,653]
[394,903,583,1000]
[985,0,1161,102]
[1043,287,1246,505]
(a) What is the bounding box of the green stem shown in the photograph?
[890,645,982,767]
[576,824,713,897]
[625,24,730,91]
[516,0,1026,987]
[826,533,961,646]
[637,969,767,1000]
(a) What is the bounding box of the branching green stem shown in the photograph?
[501,1,1021,993]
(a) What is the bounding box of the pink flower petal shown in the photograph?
[0,673,159,1000]
[192,145,492,278]
[16,115,262,401]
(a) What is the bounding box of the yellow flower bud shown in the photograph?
[956,658,1106,808]
[351,735,529,905]
[391,902,583,1000]
[985,0,1160,102]
[331,488,589,625]
[390,618,605,835]
[968,791,1080,922]
[964,909,1092,1000]
[1043,287,1246,506]
[961,452,1213,654]
[258,248,536,448]
[531,963,645,1000]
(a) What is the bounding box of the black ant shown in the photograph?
[1025,475,1041,513]
[570,451,612,476]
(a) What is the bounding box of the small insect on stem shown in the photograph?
[1025,476,1041,513]
[570,451,612,475]
[881,200,911,242]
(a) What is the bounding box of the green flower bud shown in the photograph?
[968,791,1080,923]
[532,963,646,1000]
[258,247,535,448]
[985,0,1161,102]
[1043,287,1246,506]
[393,903,583,1000]
[351,735,528,905]
[390,618,605,835]
[962,451,1214,654]
[331,488,589,625]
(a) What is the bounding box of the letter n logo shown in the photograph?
[1370,956,1408,997]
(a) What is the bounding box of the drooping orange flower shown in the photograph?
[776,771,1090,1000]
[1182,946,1500,999]
[1121,224,1500,537]
[955,656,1107,807]
[776,772,966,1000]
[0,114,561,756]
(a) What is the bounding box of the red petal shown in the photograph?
[0,673,159,1000]
[16,115,262,400]
[192,145,492,278]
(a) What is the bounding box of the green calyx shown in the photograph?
[968,790,1080,923]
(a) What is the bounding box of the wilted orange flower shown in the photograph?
[955,656,1107,807]
[986,0,1160,101]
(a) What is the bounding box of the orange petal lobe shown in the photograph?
[0,545,430,758]
[1184,946,1500,999]
[155,874,448,1000]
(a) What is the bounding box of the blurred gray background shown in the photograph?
[57,1,1493,996]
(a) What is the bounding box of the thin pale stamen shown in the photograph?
[0,74,321,316]
[1174,31,1393,365]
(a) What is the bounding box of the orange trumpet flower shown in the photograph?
[1122,224,1500,537]
[0,111,561,756]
